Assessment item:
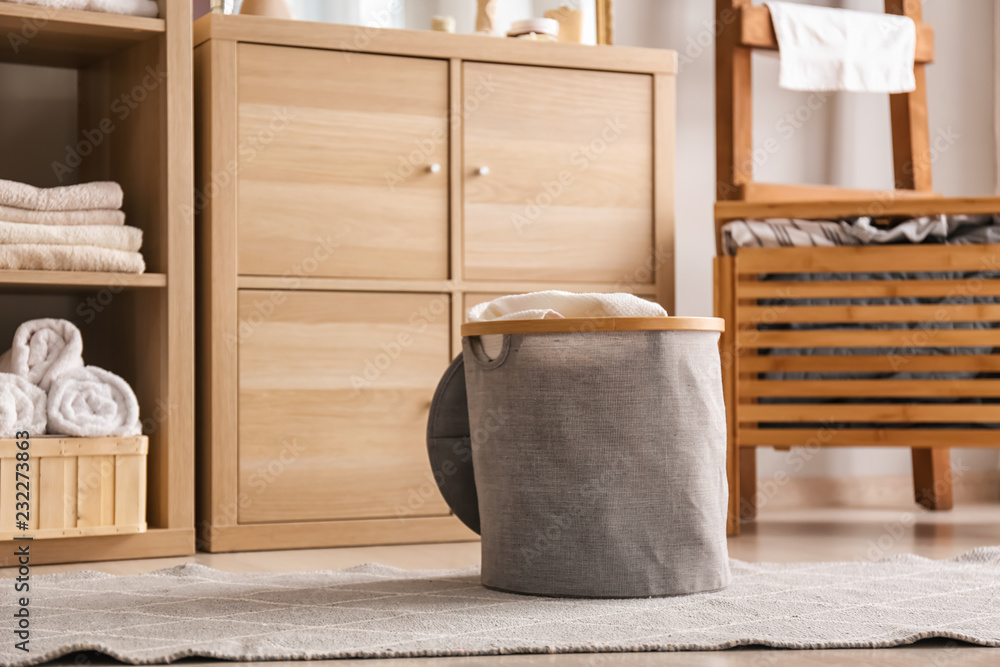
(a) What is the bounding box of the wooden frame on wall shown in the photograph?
[596,0,613,45]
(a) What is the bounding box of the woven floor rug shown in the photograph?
[3,548,999,665]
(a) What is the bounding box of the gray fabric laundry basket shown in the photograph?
[427,316,731,599]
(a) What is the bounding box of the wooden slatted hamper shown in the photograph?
[0,436,148,540]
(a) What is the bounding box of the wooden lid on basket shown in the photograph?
[461,316,725,337]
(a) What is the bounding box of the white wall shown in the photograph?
[615,0,1000,479]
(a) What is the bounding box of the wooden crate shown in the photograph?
[0,436,148,541]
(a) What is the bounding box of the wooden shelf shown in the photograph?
[0,0,194,565]
[0,3,164,68]
[715,195,1000,222]
[0,270,165,289]
[0,527,193,566]
[237,275,657,296]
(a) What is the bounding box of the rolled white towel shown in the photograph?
[0,373,46,438]
[47,366,141,437]
[0,318,84,391]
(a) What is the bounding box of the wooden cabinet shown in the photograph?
[196,13,676,552]
[237,45,450,280]
[463,63,654,283]
[237,291,451,523]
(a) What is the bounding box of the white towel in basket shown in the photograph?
[0,318,84,391]
[0,373,46,438]
[47,366,141,437]
[467,291,667,322]
[467,291,668,359]
[765,1,916,93]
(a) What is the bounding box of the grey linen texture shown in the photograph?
[462,330,730,598]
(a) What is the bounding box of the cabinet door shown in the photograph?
[237,45,449,280]
[463,63,654,283]
[237,290,452,523]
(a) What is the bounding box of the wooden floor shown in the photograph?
[10,503,1000,666]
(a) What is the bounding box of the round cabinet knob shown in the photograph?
[476,166,491,176]
[428,163,442,174]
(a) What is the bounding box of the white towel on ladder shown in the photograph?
[765,1,916,93]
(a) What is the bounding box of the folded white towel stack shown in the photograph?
[47,366,142,437]
[3,0,159,17]
[467,290,668,322]
[0,318,84,391]
[0,373,47,438]
[765,1,916,93]
[0,178,145,273]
